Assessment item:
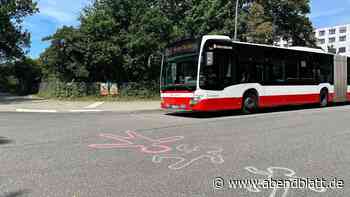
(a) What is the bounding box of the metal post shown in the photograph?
[234,0,239,41]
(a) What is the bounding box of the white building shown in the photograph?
[315,24,350,56]
[274,24,350,57]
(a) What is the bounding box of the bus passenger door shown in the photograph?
[262,59,287,107]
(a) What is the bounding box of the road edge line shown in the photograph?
[16,109,58,113]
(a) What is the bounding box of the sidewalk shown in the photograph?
[0,95,161,113]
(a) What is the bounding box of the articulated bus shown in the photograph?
[160,35,350,113]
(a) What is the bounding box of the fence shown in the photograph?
[39,81,160,98]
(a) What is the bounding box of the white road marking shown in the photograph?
[152,144,224,170]
[85,102,104,109]
[69,110,103,113]
[16,109,57,113]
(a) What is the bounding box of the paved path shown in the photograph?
[0,105,349,196]
[0,95,160,113]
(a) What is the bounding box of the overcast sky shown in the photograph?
[24,0,350,58]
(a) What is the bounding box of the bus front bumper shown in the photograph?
[161,97,193,112]
[161,97,243,112]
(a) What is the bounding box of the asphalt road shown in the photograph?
[0,105,349,197]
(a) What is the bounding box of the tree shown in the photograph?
[41,0,173,83]
[40,0,317,84]
[0,0,38,63]
[14,57,42,94]
[40,26,89,82]
[244,2,273,43]
[255,0,316,46]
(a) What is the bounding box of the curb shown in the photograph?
[0,108,162,114]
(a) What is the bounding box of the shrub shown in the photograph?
[38,80,159,99]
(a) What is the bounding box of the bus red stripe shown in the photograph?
[192,98,242,111]
[161,90,194,93]
[162,93,337,111]
[259,94,320,107]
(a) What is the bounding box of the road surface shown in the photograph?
[0,105,348,197]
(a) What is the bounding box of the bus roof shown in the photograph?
[171,35,348,57]
[231,40,333,55]
[200,35,339,56]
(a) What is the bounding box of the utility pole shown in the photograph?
[234,0,239,41]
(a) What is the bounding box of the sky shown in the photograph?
[24,0,91,58]
[24,0,350,58]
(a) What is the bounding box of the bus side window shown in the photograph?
[238,55,257,83]
[319,55,333,84]
[270,59,286,83]
[299,59,313,81]
[256,64,264,83]
[312,55,321,83]
[200,48,236,90]
[224,54,237,86]
[285,53,298,84]
[263,49,286,84]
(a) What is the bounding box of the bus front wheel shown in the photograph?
[242,92,258,114]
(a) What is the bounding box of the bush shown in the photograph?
[120,81,159,99]
[38,80,159,99]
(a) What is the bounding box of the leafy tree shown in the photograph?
[244,2,273,43]
[40,0,317,85]
[254,0,316,46]
[0,57,41,94]
[0,0,39,94]
[0,0,38,63]
[41,0,173,83]
[40,26,89,82]
[14,57,42,94]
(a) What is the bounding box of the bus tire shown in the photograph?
[242,91,258,114]
[320,89,328,107]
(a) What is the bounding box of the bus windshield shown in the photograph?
[161,39,199,91]
[161,55,198,91]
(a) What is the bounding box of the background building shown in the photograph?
[315,24,350,56]
[274,24,350,57]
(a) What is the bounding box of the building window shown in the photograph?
[329,37,336,43]
[318,39,325,44]
[339,27,347,34]
[329,29,336,35]
[319,30,325,37]
[340,36,346,42]
[338,47,346,53]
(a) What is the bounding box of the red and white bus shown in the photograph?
[160,35,350,113]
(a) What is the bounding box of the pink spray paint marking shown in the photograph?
[89,130,184,154]
[152,144,224,170]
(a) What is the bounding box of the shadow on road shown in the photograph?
[1,190,30,197]
[0,137,13,145]
[167,102,350,119]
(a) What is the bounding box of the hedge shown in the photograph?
[38,81,159,98]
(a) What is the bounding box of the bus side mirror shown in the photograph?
[206,52,214,66]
